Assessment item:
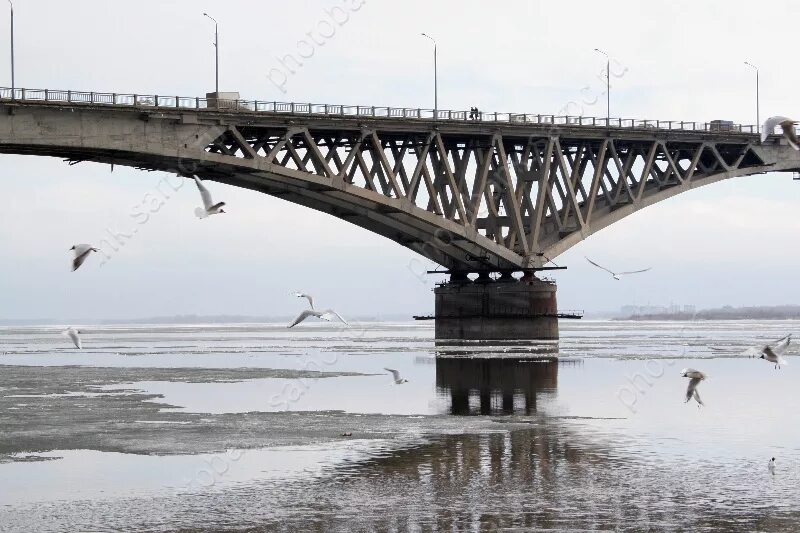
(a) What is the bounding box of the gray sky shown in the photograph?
[2,0,800,320]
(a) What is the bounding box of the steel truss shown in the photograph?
[204,124,779,269]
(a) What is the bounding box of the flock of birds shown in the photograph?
[584,192,793,476]
[585,252,792,413]
[681,334,791,473]
[62,177,405,384]
[63,177,229,348]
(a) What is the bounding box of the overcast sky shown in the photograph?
[2,0,800,320]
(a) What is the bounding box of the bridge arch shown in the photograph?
[1,91,798,271]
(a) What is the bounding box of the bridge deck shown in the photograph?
[0,86,761,139]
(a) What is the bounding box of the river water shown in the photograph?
[0,320,798,531]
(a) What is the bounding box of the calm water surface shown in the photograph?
[1,320,798,532]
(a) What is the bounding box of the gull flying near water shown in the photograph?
[70,244,99,272]
[288,309,348,328]
[585,257,651,281]
[761,335,790,369]
[711,333,790,354]
[761,116,800,150]
[293,292,314,309]
[63,327,82,349]
[681,368,706,407]
[743,334,791,369]
[193,176,226,219]
[384,368,408,384]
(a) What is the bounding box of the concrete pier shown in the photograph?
[434,273,568,341]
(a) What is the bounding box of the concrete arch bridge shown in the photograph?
[2,88,798,339]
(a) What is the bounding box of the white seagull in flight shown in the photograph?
[585,257,651,280]
[681,368,706,407]
[63,327,82,349]
[761,116,800,150]
[70,244,99,272]
[759,335,790,369]
[384,368,408,384]
[194,176,226,218]
[743,334,791,368]
[293,292,314,309]
[288,309,348,328]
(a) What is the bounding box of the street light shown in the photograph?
[203,12,219,95]
[594,48,610,123]
[421,33,437,118]
[8,0,13,93]
[744,61,760,133]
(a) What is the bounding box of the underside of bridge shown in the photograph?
[2,98,800,340]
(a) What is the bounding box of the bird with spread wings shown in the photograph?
[585,257,651,280]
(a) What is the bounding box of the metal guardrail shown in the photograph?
[0,86,760,135]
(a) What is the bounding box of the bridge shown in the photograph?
[2,87,798,339]
[3,86,798,271]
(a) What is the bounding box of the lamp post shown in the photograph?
[594,48,610,123]
[744,61,759,133]
[421,33,437,119]
[8,0,13,93]
[203,12,219,95]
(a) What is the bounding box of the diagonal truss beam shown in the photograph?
[198,125,773,269]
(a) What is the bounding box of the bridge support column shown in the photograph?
[434,273,561,341]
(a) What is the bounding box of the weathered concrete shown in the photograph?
[434,276,560,341]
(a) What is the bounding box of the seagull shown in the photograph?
[293,292,314,309]
[681,368,706,407]
[742,334,791,357]
[761,343,790,370]
[193,176,226,219]
[70,244,99,272]
[761,116,800,150]
[768,457,776,475]
[744,334,791,368]
[384,368,408,384]
[585,257,651,281]
[287,309,348,328]
[63,327,82,349]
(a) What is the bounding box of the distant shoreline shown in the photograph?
[617,316,800,321]
[615,306,800,321]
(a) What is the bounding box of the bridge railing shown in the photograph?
[0,86,760,135]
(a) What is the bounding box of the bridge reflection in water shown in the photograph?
[284,359,783,531]
[435,348,579,416]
